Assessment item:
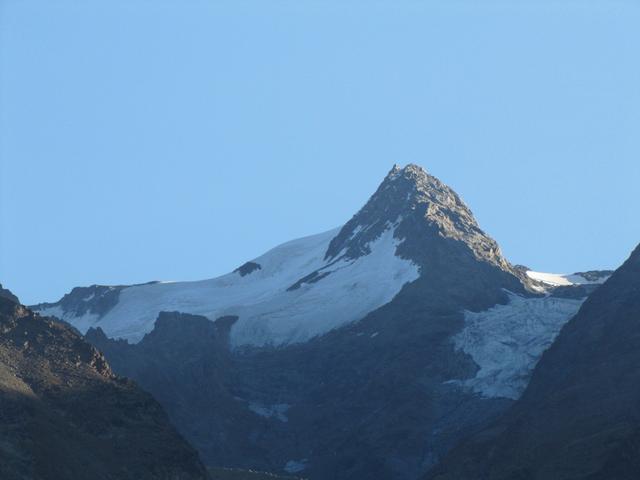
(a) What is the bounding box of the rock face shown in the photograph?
[326,164,515,274]
[87,313,268,472]
[0,296,208,480]
[234,262,262,277]
[427,243,640,480]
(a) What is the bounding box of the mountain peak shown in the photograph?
[384,163,433,187]
[325,164,513,275]
[387,163,427,177]
[382,163,460,205]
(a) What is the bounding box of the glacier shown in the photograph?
[451,292,585,399]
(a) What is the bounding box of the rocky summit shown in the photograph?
[326,164,515,274]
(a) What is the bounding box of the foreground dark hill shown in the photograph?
[0,293,208,480]
[428,242,640,480]
[78,165,602,479]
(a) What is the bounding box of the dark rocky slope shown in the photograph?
[0,294,208,480]
[88,297,509,479]
[427,243,640,480]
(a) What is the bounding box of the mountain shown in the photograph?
[0,293,208,480]
[36,164,604,479]
[33,164,525,346]
[426,243,640,480]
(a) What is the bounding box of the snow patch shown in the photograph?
[451,292,584,399]
[248,403,290,422]
[526,270,609,287]
[526,271,573,286]
[284,459,308,473]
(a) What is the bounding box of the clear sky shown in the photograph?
[1,0,639,305]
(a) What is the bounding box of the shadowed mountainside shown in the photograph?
[0,293,208,480]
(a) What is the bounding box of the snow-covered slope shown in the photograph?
[38,225,419,346]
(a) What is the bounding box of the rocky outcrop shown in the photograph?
[573,270,614,282]
[234,262,262,277]
[0,283,19,303]
[31,281,161,319]
[31,284,126,318]
[427,243,640,480]
[0,296,208,480]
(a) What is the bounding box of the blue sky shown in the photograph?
[1,0,639,304]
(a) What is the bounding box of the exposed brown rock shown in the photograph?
[0,297,208,480]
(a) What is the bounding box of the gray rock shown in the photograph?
[234,262,262,277]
